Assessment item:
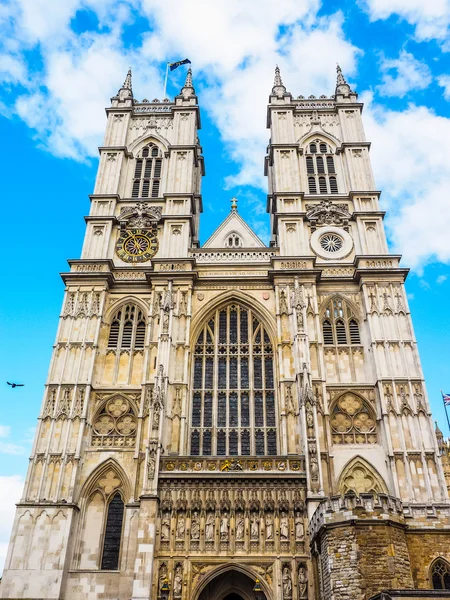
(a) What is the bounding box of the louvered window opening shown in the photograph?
[101,492,124,570]
[191,304,277,457]
[306,141,339,194]
[108,304,146,349]
[322,298,361,346]
[131,144,162,198]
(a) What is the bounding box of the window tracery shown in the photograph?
[224,232,243,248]
[92,396,137,448]
[305,139,338,194]
[330,393,377,444]
[322,298,361,346]
[431,559,450,590]
[131,143,163,198]
[108,304,146,350]
[190,303,277,456]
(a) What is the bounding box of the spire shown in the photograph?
[116,67,133,100]
[336,64,346,86]
[184,67,193,89]
[335,63,353,96]
[180,67,196,99]
[272,65,287,96]
[123,67,132,90]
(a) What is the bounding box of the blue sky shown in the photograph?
[1,0,450,571]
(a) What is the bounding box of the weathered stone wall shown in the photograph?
[310,494,415,600]
[356,523,413,597]
[407,531,450,589]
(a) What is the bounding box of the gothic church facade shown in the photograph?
[2,66,450,600]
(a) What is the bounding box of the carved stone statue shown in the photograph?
[191,512,200,540]
[176,514,185,539]
[159,563,168,591]
[161,513,170,540]
[265,514,274,540]
[220,513,229,540]
[236,513,244,540]
[295,512,304,540]
[251,513,259,539]
[282,565,292,598]
[173,563,183,597]
[205,513,215,541]
[280,512,289,540]
[298,564,308,599]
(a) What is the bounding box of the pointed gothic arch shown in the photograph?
[104,296,149,325]
[320,295,362,347]
[330,391,377,444]
[90,393,138,449]
[128,132,169,155]
[78,457,132,503]
[338,456,388,495]
[430,557,450,590]
[190,289,277,348]
[297,130,342,149]
[75,458,130,571]
[192,563,273,600]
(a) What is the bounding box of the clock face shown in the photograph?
[115,228,158,263]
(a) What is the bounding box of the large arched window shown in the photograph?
[101,492,124,570]
[322,297,361,346]
[305,139,339,194]
[431,559,450,590]
[190,303,277,456]
[131,143,163,198]
[108,304,146,350]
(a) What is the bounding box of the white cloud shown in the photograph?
[0,475,24,575]
[378,51,431,97]
[0,424,27,455]
[438,74,450,99]
[0,425,11,437]
[363,0,450,42]
[364,94,450,269]
[437,274,448,284]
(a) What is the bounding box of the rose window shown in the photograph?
[330,393,376,444]
[92,396,137,448]
[319,233,343,253]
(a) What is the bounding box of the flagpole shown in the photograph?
[163,62,169,99]
[442,391,450,435]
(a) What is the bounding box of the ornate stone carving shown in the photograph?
[176,514,185,539]
[205,512,215,541]
[282,563,292,599]
[161,513,171,540]
[118,203,162,228]
[98,470,121,494]
[279,289,289,315]
[173,562,183,597]
[298,564,308,599]
[305,199,351,231]
[220,512,229,540]
[191,512,200,540]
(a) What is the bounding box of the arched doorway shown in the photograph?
[197,569,267,600]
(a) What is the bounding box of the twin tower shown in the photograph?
[2,66,450,600]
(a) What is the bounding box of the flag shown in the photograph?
[169,58,191,72]
[443,392,450,406]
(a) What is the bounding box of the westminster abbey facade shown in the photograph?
[2,66,450,600]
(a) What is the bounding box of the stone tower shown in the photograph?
[2,65,450,600]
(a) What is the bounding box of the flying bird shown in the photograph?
[7,382,24,388]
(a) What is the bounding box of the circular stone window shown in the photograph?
[310,226,353,260]
[320,233,343,253]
